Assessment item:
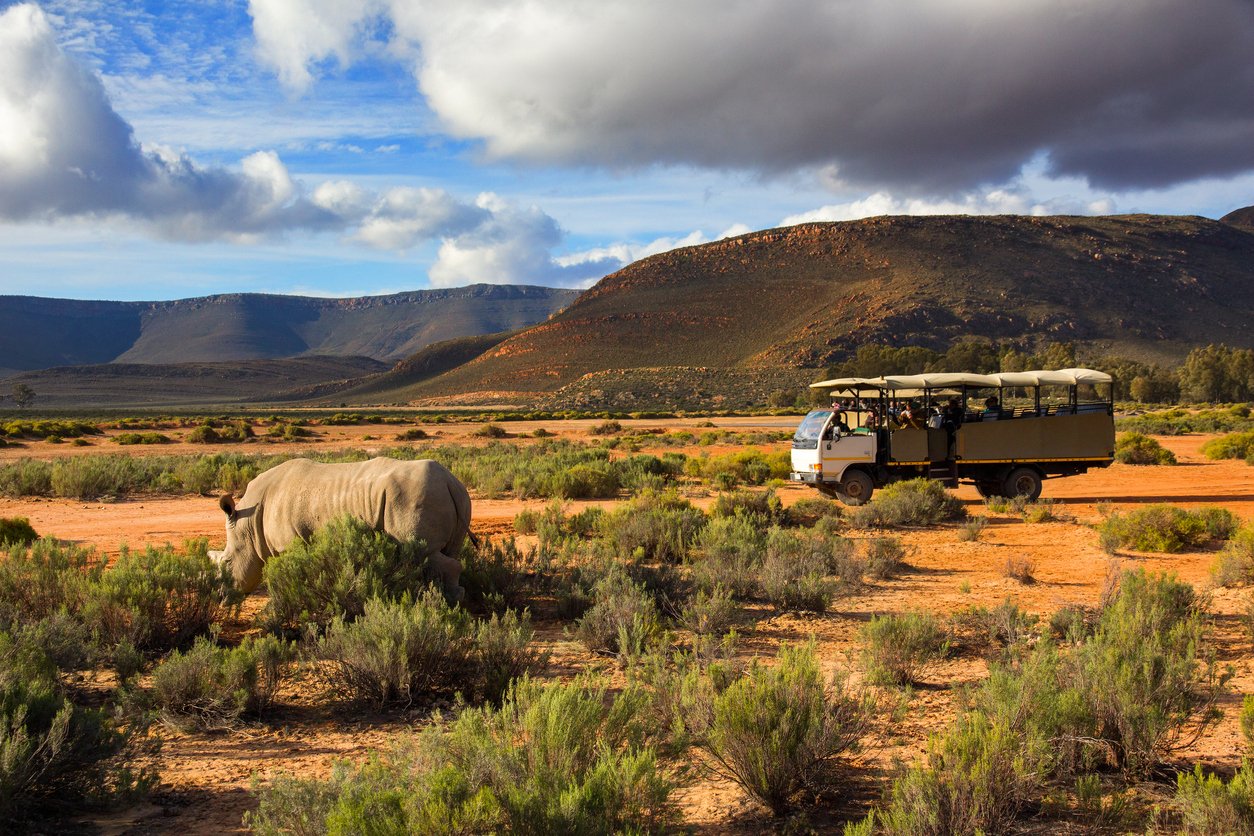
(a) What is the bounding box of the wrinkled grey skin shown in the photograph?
[208,457,470,601]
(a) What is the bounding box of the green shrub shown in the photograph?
[573,567,661,658]
[50,454,144,499]
[1075,569,1225,775]
[952,599,1040,652]
[1174,762,1254,834]
[473,423,509,438]
[551,460,620,499]
[691,514,765,599]
[394,428,428,441]
[472,609,543,705]
[0,540,101,630]
[600,491,706,563]
[677,586,739,643]
[317,591,474,707]
[871,711,1040,836]
[589,420,623,435]
[788,496,842,527]
[710,488,785,527]
[89,541,236,651]
[248,678,671,834]
[0,517,38,547]
[1201,430,1254,461]
[114,432,172,445]
[860,612,950,686]
[261,515,431,633]
[707,644,870,816]
[847,478,966,528]
[1022,499,1059,524]
[1114,432,1177,465]
[0,628,148,819]
[1211,526,1254,586]
[863,536,907,580]
[760,528,838,613]
[1098,504,1239,553]
[149,635,295,729]
[460,537,530,614]
[957,516,986,542]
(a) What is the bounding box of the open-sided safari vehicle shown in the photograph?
[789,368,1115,505]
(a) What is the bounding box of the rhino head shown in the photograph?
[209,494,266,594]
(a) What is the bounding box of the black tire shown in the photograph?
[1003,467,1043,501]
[974,480,1004,499]
[837,469,875,506]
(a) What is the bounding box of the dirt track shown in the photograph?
[4,424,1252,833]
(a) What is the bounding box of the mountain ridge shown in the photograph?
[390,211,1254,404]
[0,284,579,371]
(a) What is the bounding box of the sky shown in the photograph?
[1,0,1253,301]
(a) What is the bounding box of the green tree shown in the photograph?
[10,384,34,410]
[1178,344,1254,402]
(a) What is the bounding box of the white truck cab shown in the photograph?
[790,409,876,493]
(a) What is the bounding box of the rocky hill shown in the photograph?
[389,212,1254,405]
[0,284,578,375]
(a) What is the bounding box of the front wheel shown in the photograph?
[1003,467,1043,501]
[836,469,875,506]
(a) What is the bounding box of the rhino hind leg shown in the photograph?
[428,550,464,603]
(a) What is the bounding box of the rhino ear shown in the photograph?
[219,494,237,521]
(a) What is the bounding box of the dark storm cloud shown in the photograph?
[254,0,1254,193]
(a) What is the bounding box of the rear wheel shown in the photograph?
[974,480,1003,499]
[836,469,875,506]
[1003,467,1043,501]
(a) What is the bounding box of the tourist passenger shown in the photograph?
[983,396,1001,421]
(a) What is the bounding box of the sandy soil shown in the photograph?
[5,423,1252,833]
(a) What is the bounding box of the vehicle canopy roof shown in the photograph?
[810,368,1112,391]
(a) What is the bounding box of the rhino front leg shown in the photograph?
[428,550,464,603]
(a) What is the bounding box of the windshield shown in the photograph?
[792,410,831,449]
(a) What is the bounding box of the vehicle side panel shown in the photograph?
[956,413,1114,462]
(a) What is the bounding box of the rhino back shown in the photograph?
[245,458,466,554]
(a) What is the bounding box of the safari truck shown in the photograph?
[789,368,1115,505]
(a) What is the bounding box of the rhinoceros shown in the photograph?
[208,457,471,600]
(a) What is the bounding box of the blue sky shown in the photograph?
[2,0,1253,301]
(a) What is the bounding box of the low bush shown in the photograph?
[1174,762,1254,834]
[0,539,101,630]
[149,635,295,729]
[863,536,907,580]
[787,496,842,527]
[187,420,254,444]
[600,490,706,563]
[688,449,790,486]
[473,423,509,438]
[711,487,785,527]
[459,537,531,614]
[1,420,100,440]
[1210,526,1254,586]
[847,478,966,528]
[1003,555,1037,584]
[677,586,739,643]
[589,420,623,435]
[760,528,851,612]
[1115,432,1177,465]
[247,677,671,834]
[114,432,172,445]
[691,514,765,599]
[1201,430,1254,461]
[573,566,662,657]
[316,591,472,707]
[706,644,871,816]
[1098,504,1239,553]
[0,628,149,819]
[1022,499,1059,523]
[50,454,144,500]
[90,541,236,651]
[952,599,1039,651]
[393,428,428,441]
[0,517,38,547]
[957,516,986,542]
[1074,569,1226,775]
[262,515,431,633]
[860,612,950,686]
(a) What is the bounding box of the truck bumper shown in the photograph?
[790,471,821,484]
